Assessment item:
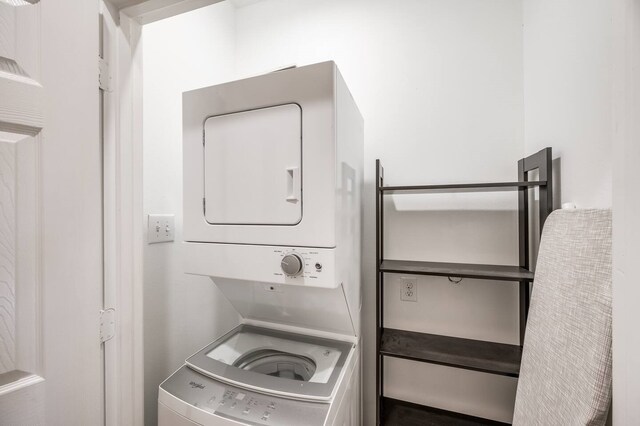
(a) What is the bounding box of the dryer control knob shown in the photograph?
[281,254,303,276]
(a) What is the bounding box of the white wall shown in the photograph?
[523,0,620,422]
[522,0,613,209]
[142,4,241,425]
[140,0,627,424]
[611,0,640,424]
[143,1,526,424]
[234,0,524,423]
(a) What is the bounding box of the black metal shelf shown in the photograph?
[380,328,522,377]
[382,398,509,426]
[380,260,534,282]
[383,181,547,194]
[375,148,554,425]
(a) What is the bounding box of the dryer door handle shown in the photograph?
[286,167,301,202]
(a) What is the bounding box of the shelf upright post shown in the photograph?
[517,159,530,346]
[521,147,553,232]
[375,159,384,425]
[518,147,553,345]
[536,148,553,229]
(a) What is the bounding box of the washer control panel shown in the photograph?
[160,366,329,425]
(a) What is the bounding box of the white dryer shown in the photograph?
[159,62,363,426]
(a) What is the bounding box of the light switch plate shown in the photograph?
[148,214,175,244]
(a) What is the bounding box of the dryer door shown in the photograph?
[183,62,342,247]
[203,104,302,226]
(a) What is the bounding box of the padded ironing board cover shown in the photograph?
[513,209,612,425]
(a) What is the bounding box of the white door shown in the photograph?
[0,0,103,424]
[204,103,303,225]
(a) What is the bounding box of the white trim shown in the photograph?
[101,4,144,425]
[612,0,640,423]
[121,0,224,24]
[0,374,44,397]
[102,1,228,424]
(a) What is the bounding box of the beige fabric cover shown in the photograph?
[513,209,612,425]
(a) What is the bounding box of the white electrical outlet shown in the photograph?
[148,214,175,244]
[401,277,417,302]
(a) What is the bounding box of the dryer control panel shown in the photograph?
[273,248,329,280]
[184,243,341,288]
[159,366,329,426]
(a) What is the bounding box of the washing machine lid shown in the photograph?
[212,275,358,337]
[186,324,353,401]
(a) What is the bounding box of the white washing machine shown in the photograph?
[159,325,360,425]
[159,61,363,426]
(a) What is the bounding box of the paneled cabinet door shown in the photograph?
[0,1,102,424]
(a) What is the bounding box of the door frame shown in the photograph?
[611,0,640,424]
[101,1,224,425]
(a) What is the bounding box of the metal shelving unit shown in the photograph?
[375,148,554,425]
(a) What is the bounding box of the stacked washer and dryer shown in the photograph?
[158,62,364,426]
